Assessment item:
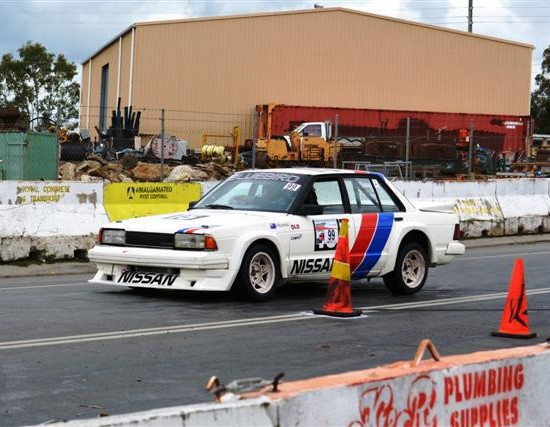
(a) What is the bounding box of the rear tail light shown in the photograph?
[453,224,461,240]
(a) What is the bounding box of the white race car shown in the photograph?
[88,168,465,301]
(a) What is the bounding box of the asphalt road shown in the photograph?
[1,241,550,426]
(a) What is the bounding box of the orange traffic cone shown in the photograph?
[491,258,536,339]
[313,219,362,317]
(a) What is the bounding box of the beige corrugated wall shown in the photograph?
[81,8,533,148]
[79,61,90,128]
[119,33,132,108]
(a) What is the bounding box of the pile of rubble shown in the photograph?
[58,154,235,183]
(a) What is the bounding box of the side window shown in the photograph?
[313,180,344,214]
[344,177,401,213]
[345,178,380,213]
[301,124,322,137]
[372,179,401,212]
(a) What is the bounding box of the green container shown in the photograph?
[0,132,58,180]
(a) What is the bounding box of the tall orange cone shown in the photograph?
[313,219,362,317]
[491,258,536,339]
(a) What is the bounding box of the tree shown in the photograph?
[0,41,80,129]
[531,46,550,134]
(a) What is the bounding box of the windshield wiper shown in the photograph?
[203,204,234,210]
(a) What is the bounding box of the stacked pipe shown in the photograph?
[110,97,141,139]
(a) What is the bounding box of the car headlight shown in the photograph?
[174,233,218,250]
[100,228,126,245]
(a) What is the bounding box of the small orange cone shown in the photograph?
[491,258,536,339]
[313,219,362,317]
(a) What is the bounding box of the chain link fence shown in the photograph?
[69,103,528,180]
[73,105,254,164]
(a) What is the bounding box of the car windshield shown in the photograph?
[193,171,309,213]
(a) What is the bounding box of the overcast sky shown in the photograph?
[0,0,548,90]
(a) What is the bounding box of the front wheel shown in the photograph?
[383,242,428,295]
[233,243,280,301]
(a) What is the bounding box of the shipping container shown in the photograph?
[0,132,58,180]
[257,104,531,155]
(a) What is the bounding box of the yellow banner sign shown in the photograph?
[104,182,201,221]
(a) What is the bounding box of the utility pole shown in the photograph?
[468,118,474,177]
[468,0,473,32]
[405,117,411,179]
[333,114,338,168]
[252,110,258,169]
[160,108,165,181]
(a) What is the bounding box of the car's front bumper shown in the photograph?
[88,245,235,291]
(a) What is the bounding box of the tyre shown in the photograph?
[233,243,280,301]
[120,153,139,169]
[383,242,428,295]
[60,142,88,161]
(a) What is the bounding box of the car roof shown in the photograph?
[236,168,372,177]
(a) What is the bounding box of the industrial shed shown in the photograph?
[79,7,533,149]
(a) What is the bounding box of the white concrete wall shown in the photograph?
[1,178,550,262]
[0,181,109,261]
[496,179,550,235]
[394,178,550,238]
[38,344,550,427]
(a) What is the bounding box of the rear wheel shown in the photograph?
[383,242,428,295]
[233,243,280,301]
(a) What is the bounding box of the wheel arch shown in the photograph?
[232,238,285,301]
[236,236,285,277]
[398,230,433,266]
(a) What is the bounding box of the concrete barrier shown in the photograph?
[395,180,505,238]
[496,179,550,236]
[0,181,109,261]
[40,343,550,426]
[395,178,550,238]
[2,178,550,262]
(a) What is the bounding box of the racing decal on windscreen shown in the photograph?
[283,182,301,192]
[228,172,302,183]
[350,213,394,279]
[313,219,339,251]
[290,257,333,274]
[117,271,178,286]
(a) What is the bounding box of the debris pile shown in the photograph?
[58,154,234,183]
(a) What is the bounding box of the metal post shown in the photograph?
[405,117,411,179]
[468,0,473,32]
[160,108,165,181]
[525,119,532,160]
[333,114,339,168]
[252,110,258,169]
[56,104,61,177]
[468,118,474,177]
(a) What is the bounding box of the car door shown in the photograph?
[287,177,353,280]
[343,175,404,278]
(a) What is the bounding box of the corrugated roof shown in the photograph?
[82,7,533,64]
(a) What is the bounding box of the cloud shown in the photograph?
[0,0,547,88]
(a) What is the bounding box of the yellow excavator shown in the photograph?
[254,111,338,168]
